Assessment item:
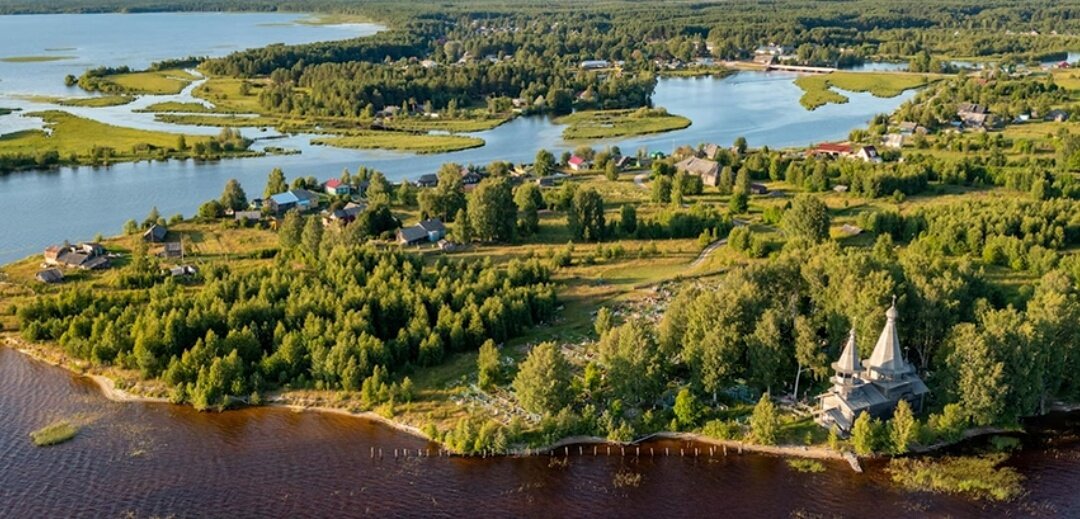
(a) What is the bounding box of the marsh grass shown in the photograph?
[888,454,1023,501]
[786,459,826,473]
[30,420,79,446]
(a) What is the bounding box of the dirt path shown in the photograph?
[690,239,726,268]
[634,173,649,189]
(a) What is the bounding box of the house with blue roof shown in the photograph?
[268,189,319,214]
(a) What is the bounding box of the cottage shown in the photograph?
[815,301,929,434]
[324,179,352,196]
[161,242,183,259]
[812,142,853,158]
[268,189,318,214]
[43,243,110,270]
[700,143,721,159]
[854,145,883,163]
[883,134,905,150]
[675,156,721,186]
[536,176,558,187]
[957,103,989,128]
[143,224,168,243]
[397,218,447,245]
[416,173,438,188]
[1046,109,1070,122]
[461,170,484,185]
[322,202,366,227]
[567,155,591,171]
[234,210,263,223]
[437,239,458,252]
[35,268,64,284]
[168,265,198,277]
[615,155,637,170]
[749,183,769,195]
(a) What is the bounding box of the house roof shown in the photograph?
[36,268,64,283]
[144,224,168,241]
[815,143,853,154]
[675,156,720,176]
[325,179,343,189]
[568,155,587,166]
[270,191,299,205]
[398,225,428,243]
[418,218,446,233]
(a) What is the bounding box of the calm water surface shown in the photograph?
[0,13,920,263]
[6,347,1080,517]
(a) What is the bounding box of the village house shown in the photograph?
[43,242,110,270]
[268,189,319,215]
[957,102,989,128]
[700,143,721,160]
[675,156,721,186]
[143,224,168,243]
[35,268,64,284]
[1045,109,1070,122]
[397,218,447,245]
[811,142,854,158]
[233,210,263,223]
[416,173,438,188]
[161,242,183,259]
[816,301,929,434]
[883,134,905,150]
[567,155,591,171]
[321,202,366,227]
[324,179,352,196]
[749,183,769,195]
[854,145,882,163]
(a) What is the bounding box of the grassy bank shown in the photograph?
[795,72,933,110]
[94,68,198,95]
[2,55,74,63]
[556,107,691,140]
[155,113,279,128]
[0,110,257,167]
[30,420,79,446]
[55,95,135,107]
[312,131,485,154]
[136,101,218,114]
[384,116,511,133]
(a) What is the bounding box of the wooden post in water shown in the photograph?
[564,446,569,457]
[621,447,625,457]
[579,446,583,456]
[607,446,611,456]
[593,446,597,456]
[723,445,727,456]
[370,447,375,459]
[650,448,654,457]
[695,448,699,457]
[636,447,640,457]
[680,448,684,457]
[379,448,383,459]
[665,447,669,456]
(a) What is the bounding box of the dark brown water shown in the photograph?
[2,347,1077,518]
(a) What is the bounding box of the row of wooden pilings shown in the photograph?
[369,443,744,460]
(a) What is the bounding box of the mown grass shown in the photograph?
[556,108,691,140]
[312,131,485,154]
[30,420,79,446]
[106,68,198,95]
[2,55,74,63]
[795,72,933,110]
[888,454,1024,501]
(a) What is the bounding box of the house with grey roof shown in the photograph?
[675,156,721,187]
[397,218,447,245]
[815,301,929,434]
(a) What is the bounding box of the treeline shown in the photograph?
[17,247,557,411]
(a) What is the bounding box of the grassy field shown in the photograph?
[2,55,74,63]
[29,420,79,446]
[312,131,485,154]
[193,77,265,113]
[105,68,199,95]
[155,113,280,128]
[384,116,511,133]
[137,101,218,113]
[556,108,691,140]
[53,95,135,107]
[795,72,934,110]
[0,110,248,164]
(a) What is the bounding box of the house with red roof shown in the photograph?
[567,155,591,171]
[324,179,352,196]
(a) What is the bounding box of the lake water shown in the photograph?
[2,346,1079,517]
[0,13,917,264]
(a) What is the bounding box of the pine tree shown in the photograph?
[851,411,876,456]
[750,393,779,445]
[674,388,700,430]
[264,168,287,198]
[512,342,571,416]
[477,339,500,390]
[888,400,917,454]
